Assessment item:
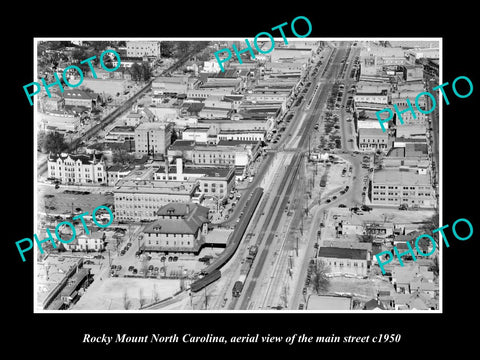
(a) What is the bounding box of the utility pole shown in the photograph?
[204,287,208,310]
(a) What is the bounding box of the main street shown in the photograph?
[231,42,356,310]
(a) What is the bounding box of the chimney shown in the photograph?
[176,157,183,176]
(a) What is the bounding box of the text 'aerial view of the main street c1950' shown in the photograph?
[34,38,440,312]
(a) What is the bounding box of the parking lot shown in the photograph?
[108,235,222,281]
[38,184,114,218]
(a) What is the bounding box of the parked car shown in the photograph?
[128,266,134,271]
[173,256,178,262]
[338,204,347,208]
[303,287,308,295]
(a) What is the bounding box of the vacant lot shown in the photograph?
[73,277,180,310]
[81,79,130,97]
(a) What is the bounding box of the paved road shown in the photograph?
[233,43,354,310]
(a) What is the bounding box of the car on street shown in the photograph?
[128,266,134,271]
[338,204,346,208]
[298,304,305,310]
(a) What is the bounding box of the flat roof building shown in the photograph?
[372,169,435,208]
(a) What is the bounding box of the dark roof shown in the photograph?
[110,126,136,133]
[363,299,386,310]
[169,140,196,150]
[107,164,133,172]
[144,203,209,235]
[217,140,260,146]
[318,247,368,260]
[156,166,232,178]
[184,102,205,114]
[63,89,98,100]
[211,69,239,78]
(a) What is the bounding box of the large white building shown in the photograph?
[113,179,201,221]
[47,153,107,184]
[126,41,161,58]
[372,169,435,208]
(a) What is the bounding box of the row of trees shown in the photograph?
[160,41,210,59]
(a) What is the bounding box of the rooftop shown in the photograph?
[307,295,351,310]
[48,153,103,165]
[373,169,431,186]
[318,247,368,260]
[143,203,209,235]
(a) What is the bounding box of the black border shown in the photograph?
[7,7,478,354]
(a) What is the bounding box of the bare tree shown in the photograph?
[152,284,160,302]
[310,259,330,295]
[123,290,131,310]
[429,255,439,277]
[420,209,440,246]
[140,258,149,278]
[139,288,146,308]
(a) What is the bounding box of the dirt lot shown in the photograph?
[73,277,180,310]
[328,276,394,300]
